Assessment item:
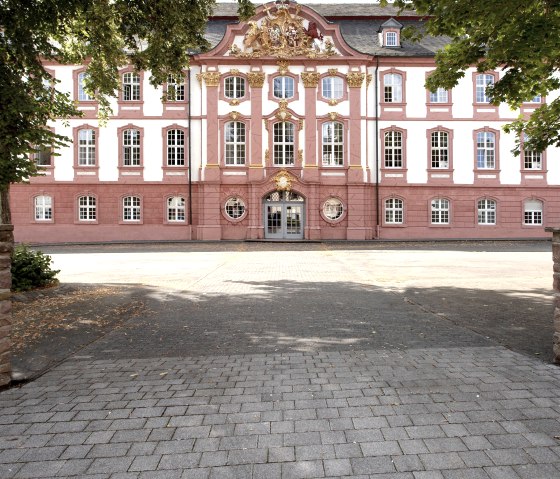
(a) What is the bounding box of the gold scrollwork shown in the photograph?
[346,72,365,88]
[277,61,290,74]
[301,72,320,88]
[274,170,293,191]
[247,72,266,88]
[264,149,270,163]
[328,68,338,76]
[229,111,240,120]
[275,100,292,121]
[328,112,339,121]
[366,73,373,87]
[328,99,339,106]
[230,69,240,75]
[197,72,221,87]
[229,99,240,106]
[264,119,269,131]
[298,149,303,162]
[298,119,304,131]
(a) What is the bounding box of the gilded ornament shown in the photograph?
[229,99,240,106]
[346,72,365,88]
[264,149,270,162]
[366,73,373,87]
[328,68,338,76]
[298,119,304,131]
[232,2,338,59]
[328,99,339,106]
[328,112,339,121]
[274,170,293,191]
[229,111,240,120]
[230,69,240,75]
[264,119,269,131]
[277,61,290,74]
[298,149,303,162]
[198,72,221,87]
[275,100,292,121]
[301,72,320,88]
[247,72,266,88]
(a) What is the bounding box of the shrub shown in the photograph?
[11,245,60,292]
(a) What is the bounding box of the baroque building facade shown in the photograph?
[10,2,559,243]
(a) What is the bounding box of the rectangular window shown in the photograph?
[322,77,344,100]
[385,198,403,224]
[167,196,186,222]
[78,72,93,101]
[429,87,448,103]
[322,122,344,166]
[476,74,494,103]
[225,122,246,166]
[34,196,52,221]
[167,75,185,102]
[524,200,543,225]
[477,199,496,225]
[273,122,295,166]
[385,32,398,47]
[123,129,141,166]
[34,145,52,166]
[384,73,402,103]
[123,72,140,101]
[224,76,245,99]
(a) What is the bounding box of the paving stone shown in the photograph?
[282,460,325,478]
[351,456,396,475]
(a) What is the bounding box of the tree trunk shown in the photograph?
[0,186,11,225]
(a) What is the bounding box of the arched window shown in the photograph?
[273,122,295,166]
[431,198,450,224]
[78,129,96,166]
[384,131,402,168]
[123,196,141,221]
[385,198,403,224]
[224,122,246,165]
[167,129,185,166]
[273,76,295,99]
[322,122,344,166]
[430,131,449,169]
[34,195,52,221]
[224,76,246,99]
[478,199,496,225]
[476,131,495,169]
[78,196,96,221]
[167,196,185,222]
[123,129,141,166]
[522,134,542,170]
[322,76,344,100]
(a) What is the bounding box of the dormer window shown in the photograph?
[379,18,402,48]
[385,32,398,47]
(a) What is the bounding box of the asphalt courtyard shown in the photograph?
[2,240,560,479]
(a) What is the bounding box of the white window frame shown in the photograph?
[123,129,141,166]
[385,198,403,224]
[524,200,543,225]
[431,198,450,224]
[123,196,141,222]
[78,72,93,101]
[431,131,449,169]
[385,31,398,47]
[384,73,402,103]
[123,72,140,101]
[429,87,448,103]
[477,199,496,225]
[522,135,542,170]
[78,196,96,221]
[167,196,186,222]
[322,121,344,166]
[224,197,246,220]
[322,76,344,100]
[476,131,495,169]
[167,75,185,102]
[322,198,344,221]
[34,195,52,221]
[224,76,246,99]
[78,129,96,166]
[273,122,295,166]
[167,129,185,166]
[224,121,246,166]
[384,131,402,168]
[476,74,494,103]
[273,76,295,99]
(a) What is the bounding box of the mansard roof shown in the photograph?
[205,2,449,57]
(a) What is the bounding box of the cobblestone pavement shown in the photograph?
[2,241,559,478]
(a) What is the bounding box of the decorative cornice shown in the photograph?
[247,72,266,88]
[346,72,365,88]
[301,72,320,88]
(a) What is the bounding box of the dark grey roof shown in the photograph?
[380,18,403,30]
[204,3,449,57]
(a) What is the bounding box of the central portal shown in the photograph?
[263,191,305,240]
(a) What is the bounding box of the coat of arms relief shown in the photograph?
[229,1,338,58]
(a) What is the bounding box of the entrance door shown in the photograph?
[264,191,305,240]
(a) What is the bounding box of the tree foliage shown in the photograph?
[387,0,560,154]
[0,0,254,222]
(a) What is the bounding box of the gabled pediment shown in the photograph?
[198,1,369,60]
[379,18,403,32]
